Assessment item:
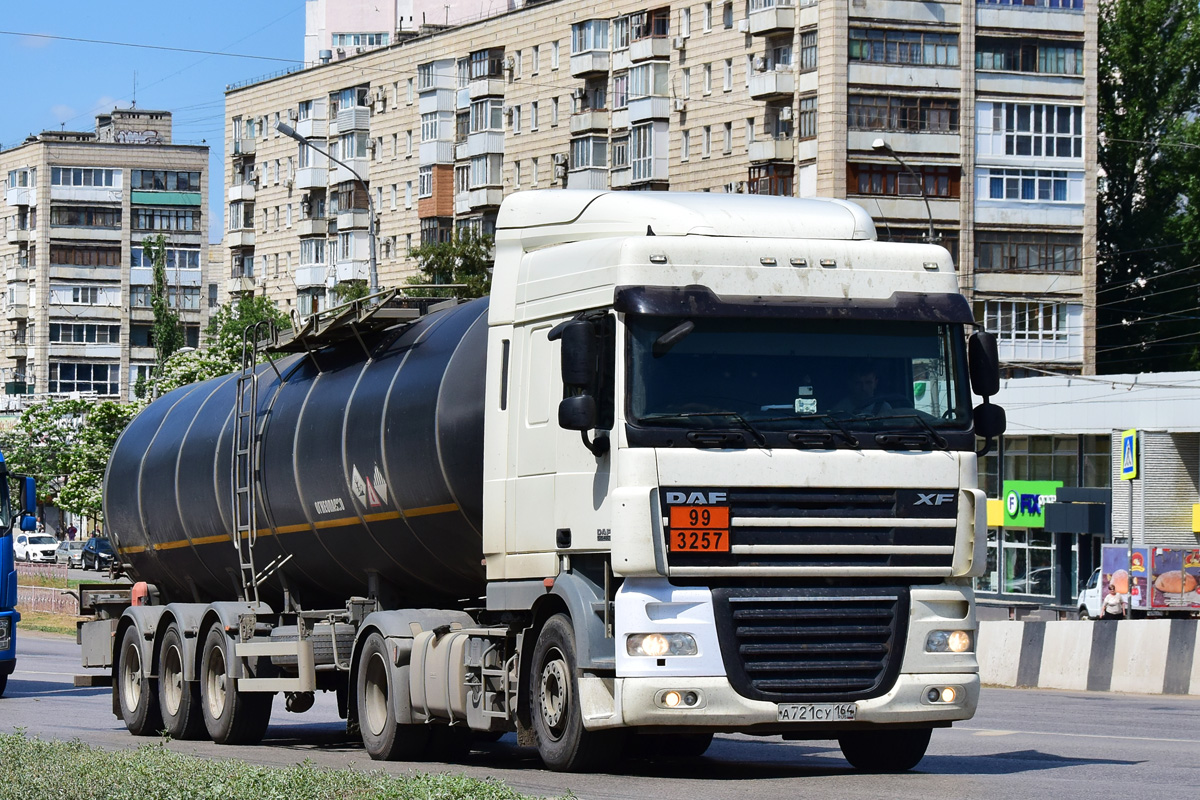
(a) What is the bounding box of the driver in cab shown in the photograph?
[832,364,893,416]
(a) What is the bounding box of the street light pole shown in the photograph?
[275,121,379,294]
[871,138,938,245]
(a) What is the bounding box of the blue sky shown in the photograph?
[0,2,307,241]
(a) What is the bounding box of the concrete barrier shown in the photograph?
[979,619,1200,696]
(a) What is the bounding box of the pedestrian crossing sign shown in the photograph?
[1121,429,1137,480]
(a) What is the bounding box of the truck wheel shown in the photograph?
[530,613,625,772]
[199,625,273,745]
[158,624,207,740]
[1078,607,1091,621]
[838,727,931,772]
[118,625,162,736]
[357,631,430,760]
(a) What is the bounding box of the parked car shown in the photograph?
[1078,567,1102,619]
[13,533,59,563]
[55,540,85,568]
[80,537,114,571]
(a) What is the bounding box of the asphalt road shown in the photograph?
[5,630,1199,800]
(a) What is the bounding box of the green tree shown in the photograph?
[57,400,138,519]
[332,279,370,305]
[1098,0,1200,372]
[144,234,185,372]
[204,294,290,367]
[406,229,494,298]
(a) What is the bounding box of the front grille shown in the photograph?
[663,487,958,577]
[712,585,908,702]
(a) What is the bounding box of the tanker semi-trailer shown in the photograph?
[84,190,1004,772]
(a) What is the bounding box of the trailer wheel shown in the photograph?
[530,613,624,772]
[357,631,430,761]
[158,624,207,740]
[117,625,162,736]
[838,727,931,772]
[199,624,272,745]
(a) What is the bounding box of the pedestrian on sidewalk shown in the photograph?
[1099,583,1126,620]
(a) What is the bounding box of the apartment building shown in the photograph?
[0,109,212,404]
[228,0,1096,373]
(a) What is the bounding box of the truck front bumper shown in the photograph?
[583,672,979,731]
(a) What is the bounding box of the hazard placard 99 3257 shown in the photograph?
[668,506,730,552]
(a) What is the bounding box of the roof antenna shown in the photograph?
[646,225,655,236]
[132,71,137,108]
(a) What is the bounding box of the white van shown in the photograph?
[1078,567,1102,619]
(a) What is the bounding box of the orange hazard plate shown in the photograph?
[668,506,730,552]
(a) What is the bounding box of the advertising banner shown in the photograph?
[1101,545,1149,610]
[1149,548,1200,610]
[1002,480,1063,528]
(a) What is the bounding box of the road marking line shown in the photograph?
[962,727,1200,744]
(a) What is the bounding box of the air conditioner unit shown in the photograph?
[572,87,586,100]
[672,36,686,50]
[737,19,750,33]
[736,180,746,193]
[285,178,294,189]
[504,56,516,71]
[288,109,298,121]
[753,56,768,72]
[552,153,567,166]
[779,106,793,120]
[673,98,687,111]
[355,46,364,54]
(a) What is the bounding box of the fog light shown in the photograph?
[663,690,682,708]
[683,691,698,707]
[627,633,698,657]
[926,630,973,653]
[926,687,940,703]
[941,687,957,703]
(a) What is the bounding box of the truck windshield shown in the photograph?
[627,315,972,447]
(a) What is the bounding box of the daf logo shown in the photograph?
[665,491,727,505]
[915,492,955,507]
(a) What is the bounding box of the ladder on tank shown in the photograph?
[231,320,275,604]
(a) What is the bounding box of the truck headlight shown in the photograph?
[925,630,972,653]
[0,618,8,637]
[626,633,698,657]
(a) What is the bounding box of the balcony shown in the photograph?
[421,140,456,165]
[567,167,609,190]
[227,181,256,202]
[233,139,255,156]
[4,334,27,358]
[294,117,328,139]
[749,137,795,163]
[5,186,32,207]
[468,78,506,99]
[630,37,671,62]
[226,276,256,294]
[420,90,457,115]
[335,259,369,283]
[611,166,631,188]
[297,217,326,236]
[6,229,31,244]
[296,166,327,190]
[337,106,371,132]
[749,70,796,100]
[337,209,371,230]
[570,110,609,134]
[294,265,328,288]
[748,0,795,34]
[455,191,471,215]
[227,230,256,248]
[50,185,122,203]
[570,50,611,77]
[465,130,506,157]
[612,109,630,130]
[628,96,671,123]
[468,187,504,210]
[331,158,370,184]
[455,141,469,161]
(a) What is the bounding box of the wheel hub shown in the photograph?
[538,654,569,734]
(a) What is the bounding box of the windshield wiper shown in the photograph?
[852,413,949,451]
[780,413,861,449]
[641,410,767,447]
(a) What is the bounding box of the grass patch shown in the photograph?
[0,732,558,800]
[15,610,80,637]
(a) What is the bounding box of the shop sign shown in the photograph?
[1002,480,1063,528]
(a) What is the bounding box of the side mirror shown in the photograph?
[974,402,1006,440]
[559,394,597,432]
[19,516,36,532]
[559,321,597,388]
[968,330,1000,398]
[20,476,35,516]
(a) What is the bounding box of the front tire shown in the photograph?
[356,631,430,760]
[158,624,207,740]
[1078,607,1091,621]
[838,727,931,772]
[117,625,162,735]
[530,614,625,772]
[199,625,272,745]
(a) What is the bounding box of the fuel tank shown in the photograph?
[103,297,489,608]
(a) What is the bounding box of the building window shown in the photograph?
[531,101,540,130]
[532,44,541,73]
[552,97,560,125]
[799,30,818,71]
[680,7,692,37]
[420,217,453,245]
[703,63,713,94]
[976,38,1083,75]
[722,1,733,28]
[130,245,201,269]
[50,323,120,344]
[299,238,326,266]
[49,206,121,228]
[703,1,713,31]
[985,300,1080,344]
[991,103,1083,158]
[630,62,669,99]
[849,29,959,66]
[51,167,116,187]
[421,112,439,142]
[331,32,388,47]
[470,154,503,188]
[469,47,505,79]
[470,99,504,132]
[612,136,630,168]
[572,20,610,52]
[681,129,691,161]
[132,207,200,232]
[511,105,522,134]
[748,163,795,196]
[681,68,691,99]
[418,166,433,199]
[978,0,1083,7]
[798,95,818,140]
[631,123,657,182]
[976,231,1083,273]
[849,163,960,197]
[612,73,629,109]
[570,136,608,169]
[722,121,732,154]
[631,8,670,40]
[552,41,560,68]
[49,362,118,396]
[50,246,120,268]
[848,95,960,133]
[986,168,1073,202]
[723,59,733,92]
[703,125,712,157]
[613,16,630,50]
